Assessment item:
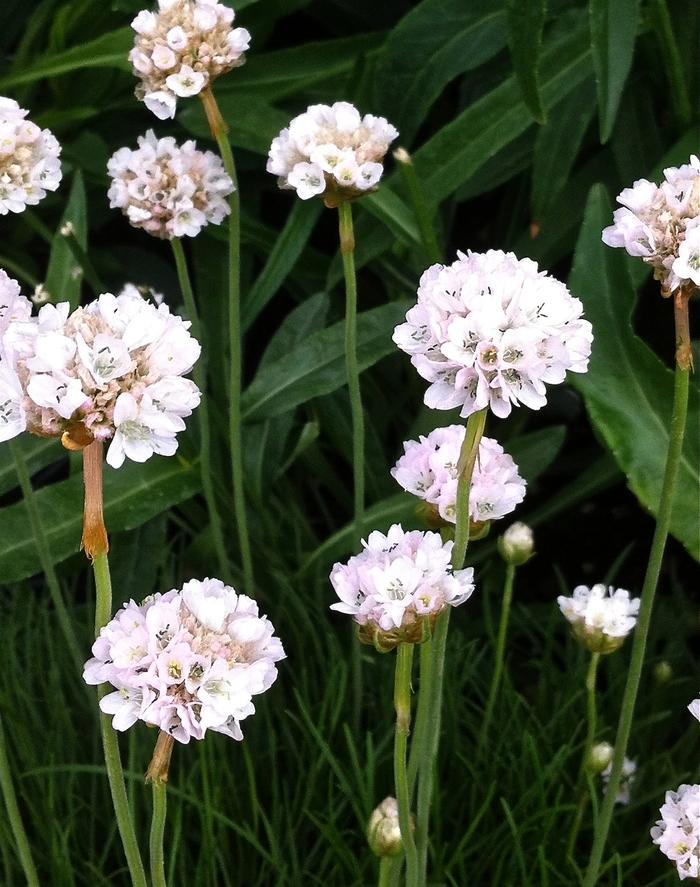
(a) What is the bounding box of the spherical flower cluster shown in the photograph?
[108,131,234,239]
[602,155,700,294]
[498,521,534,566]
[0,97,62,214]
[557,584,640,654]
[129,0,250,120]
[0,278,201,468]
[267,102,398,204]
[330,524,475,652]
[602,756,636,806]
[651,783,700,880]
[391,426,526,526]
[367,797,407,858]
[84,578,285,743]
[393,250,593,419]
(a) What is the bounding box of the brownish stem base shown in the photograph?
[145,732,175,786]
[674,286,694,371]
[82,440,108,559]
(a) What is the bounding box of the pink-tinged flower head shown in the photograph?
[602,156,700,294]
[83,578,285,743]
[129,0,250,119]
[557,584,639,654]
[391,426,526,526]
[0,97,62,214]
[0,277,201,466]
[267,102,398,205]
[393,250,593,420]
[330,524,475,651]
[651,783,700,880]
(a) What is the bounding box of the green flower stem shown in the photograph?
[394,643,418,887]
[200,86,254,594]
[149,782,168,887]
[583,292,691,886]
[568,651,601,857]
[478,561,517,753]
[393,148,441,266]
[378,857,392,887]
[407,638,433,795]
[9,438,83,674]
[0,714,39,887]
[415,408,487,880]
[171,238,231,583]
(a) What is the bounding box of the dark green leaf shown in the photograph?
[0,438,63,498]
[178,97,289,156]
[507,426,567,484]
[44,171,87,309]
[259,292,330,370]
[507,0,548,123]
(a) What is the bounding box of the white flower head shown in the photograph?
[367,797,408,858]
[651,783,700,880]
[393,250,593,420]
[557,584,640,654]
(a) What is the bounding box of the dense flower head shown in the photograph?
[267,102,398,204]
[391,426,525,526]
[557,584,640,654]
[651,783,700,880]
[0,97,62,214]
[108,131,234,239]
[83,578,285,743]
[367,797,407,858]
[602,756,636,806]
[330,524,475,651]
[129,0,250,120]
[602,155,700,294]
[393,250,593,419]
[0,278,201,467]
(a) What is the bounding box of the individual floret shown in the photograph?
[651,783,700,880]
[557,584,640,654]
[393,250,593,420]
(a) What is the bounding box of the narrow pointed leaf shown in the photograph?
[506,0,548,124]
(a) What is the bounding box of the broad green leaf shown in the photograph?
[241,301,411,423]
[0,438,62,498]
[259,292,330,370]
[507,0,548,124]
[362,189,420,249]
[0,457,201,583]
[569,185,699,560]
[44,171,87,309]
[507,426,567,484]
[589,0,641,143]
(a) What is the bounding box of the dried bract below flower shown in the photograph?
[130,0,250,120]
[330,524,475,652]
[391,426,526,526]
[393,250,593,419]
[557,584,640,654]
[0,277,201,468]
[108,131,234,239]
[0,97,62,214]
[267,102,398,205]
[84,578,285,743]
[602,155,700,294]
[651,783,700,880]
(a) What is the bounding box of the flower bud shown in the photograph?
[498,522,534,566]
[367,797,411,858]
[588,741,614,774]
[654,660,673,686]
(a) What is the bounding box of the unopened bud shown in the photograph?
[588,741,614,774]
[393,147,412,166]
[654,660,673,686]
[32,283,50,305]
[498,522,534,566]
[367,797,411,857]
[60,221,75,237]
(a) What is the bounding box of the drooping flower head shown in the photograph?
[651,783,700,880]
[602,155,700,294]
[0,278,201,468]
[129,0,250,120]
[391,426,525,528]
[557,584,640,654]
[330,524,475,652]
[83,577,285,743]
[393,250,593,419]
[0,97,62,213]
[602,756,636,806]
[108,131,234,239]
[267,102,398,205]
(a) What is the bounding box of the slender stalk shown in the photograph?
[582,294,692,886]
[568,652,601,857]
[393,148,441,266]
[407,638,433,796]
[415,409,487,879]
[200,86,254,593]
[149,782,168,887]
[649,0,692,127]
[171,238,231,582]
[479,561,517,752]
[9,438,83,673]
[394,643,418,887]
[378,857,392,887]
[0,715,39,887]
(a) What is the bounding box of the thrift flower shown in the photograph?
[498,521,535,566]
[0,98,62,214]
[602,155,700,294]
[367,797,409,858]
[267,102,398,206]
[130,0,250,120]
[393,250,593,419]
[330,523,475,652]
[107,131,234,239]
[391,426,525,527]
[602,756,636,805]
[83,577,285,743]
[557,584,640,654]
[651,783,700,880]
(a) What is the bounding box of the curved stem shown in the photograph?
[568,652,600,856]
[582,296,691,886]
[200,86,254,594]
[150,781,168,887]
[0,715,39,887]
[9,438,83,674]
[171,238,231,583]
[394,643,418,887]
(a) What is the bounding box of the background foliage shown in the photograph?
[0,0,698,884]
